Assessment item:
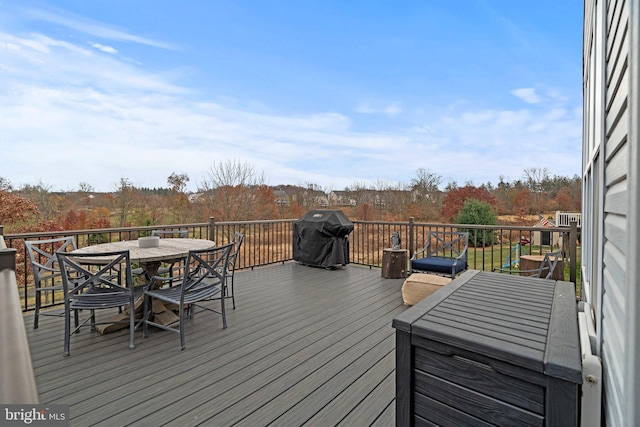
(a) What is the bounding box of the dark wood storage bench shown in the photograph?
[392,270,582,426]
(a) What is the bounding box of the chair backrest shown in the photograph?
[56,250,134,298]
[25,237,77,282]
[152,229,189,238]
[229,232,245,271]
[425,231,469,260]
[535,251,562,279]
[181,243,233,294]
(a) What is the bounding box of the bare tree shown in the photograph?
[113,177,136,227]
[411,168,442,198]
[78,182,94,193]
[197,160,267,221]
[410,169,444,220]
[377,180,412,219]
[0,177,13,191]
[19,180,57,220]
[202,159,265,188]
[523,167,549,212]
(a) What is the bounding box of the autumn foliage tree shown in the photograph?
[514,188,534,218]
[441,185,498,222]
[62,208,112,230]
[0,191,39,227]
[554,187,573,212]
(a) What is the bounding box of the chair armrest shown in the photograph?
[147,275,175,289]
[411,243,431,260]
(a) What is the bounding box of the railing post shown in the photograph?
[0,225,4,236]
[409,217,415,259]
[0,247,16,270]
[209,217,216,242]
[570,221,578,285]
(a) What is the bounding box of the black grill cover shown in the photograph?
[293,210,354,268]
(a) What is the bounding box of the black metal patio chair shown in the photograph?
[225,232,244,309]
[493,250,562,279]
[410,231,469,279]
[151,229,189,277]
[57,250,144,356]
[25,236,77,329]
[143,242,233,350]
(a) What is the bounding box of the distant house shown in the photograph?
[529,211,582,250]
[273,189,290,206]
[582,1,639,425]
[187,192,203,203]
[530,215,560,248]
[329,190,356,207]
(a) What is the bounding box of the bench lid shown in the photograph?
[393,270,582,383]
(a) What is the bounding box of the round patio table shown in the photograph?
[71,238,216,329]
[71,238,216,280]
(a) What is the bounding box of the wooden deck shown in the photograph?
[24,262,408,426]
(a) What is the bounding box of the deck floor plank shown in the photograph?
[26,262,407,427]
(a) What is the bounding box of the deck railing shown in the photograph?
[556,210,582,227]
[0,228,39,403]
[3,217,579,312]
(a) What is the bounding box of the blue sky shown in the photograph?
[0,1,583,192]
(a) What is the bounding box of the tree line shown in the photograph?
[0,163,580,234]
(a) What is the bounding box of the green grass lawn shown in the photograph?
[468,245,581,290]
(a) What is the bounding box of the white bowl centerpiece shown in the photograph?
[138,236,160,248]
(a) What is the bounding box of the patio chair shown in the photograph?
[25,237,77,329]
[143,242,233,350]
[56,250,144,356]
[493,250,562,280]
[410,231,469,279]
[225,232,244,309]
[152,229,189,277]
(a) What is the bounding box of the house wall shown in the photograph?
[582,0,640,425]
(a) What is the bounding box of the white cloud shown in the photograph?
[90,42,117,54]
[0,32,186,94]
[0,30,581,193]
[511,87,541,104]
[461,111,495,125]
[25,8,174,49]
[355,101,402,116]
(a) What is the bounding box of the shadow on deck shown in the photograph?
[25,262,408,426]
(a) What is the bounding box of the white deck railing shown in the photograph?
[556,211,582,227]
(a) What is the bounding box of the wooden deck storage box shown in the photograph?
[392,270,582,426]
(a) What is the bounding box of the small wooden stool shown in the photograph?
[382,248,408,278]
[401,273,452,305]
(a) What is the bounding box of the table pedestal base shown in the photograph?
[95,298,179,335]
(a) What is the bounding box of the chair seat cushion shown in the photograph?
[411,256,466,275]
[401,273,452,305]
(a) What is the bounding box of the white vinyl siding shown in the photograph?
[583,0,638,425]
